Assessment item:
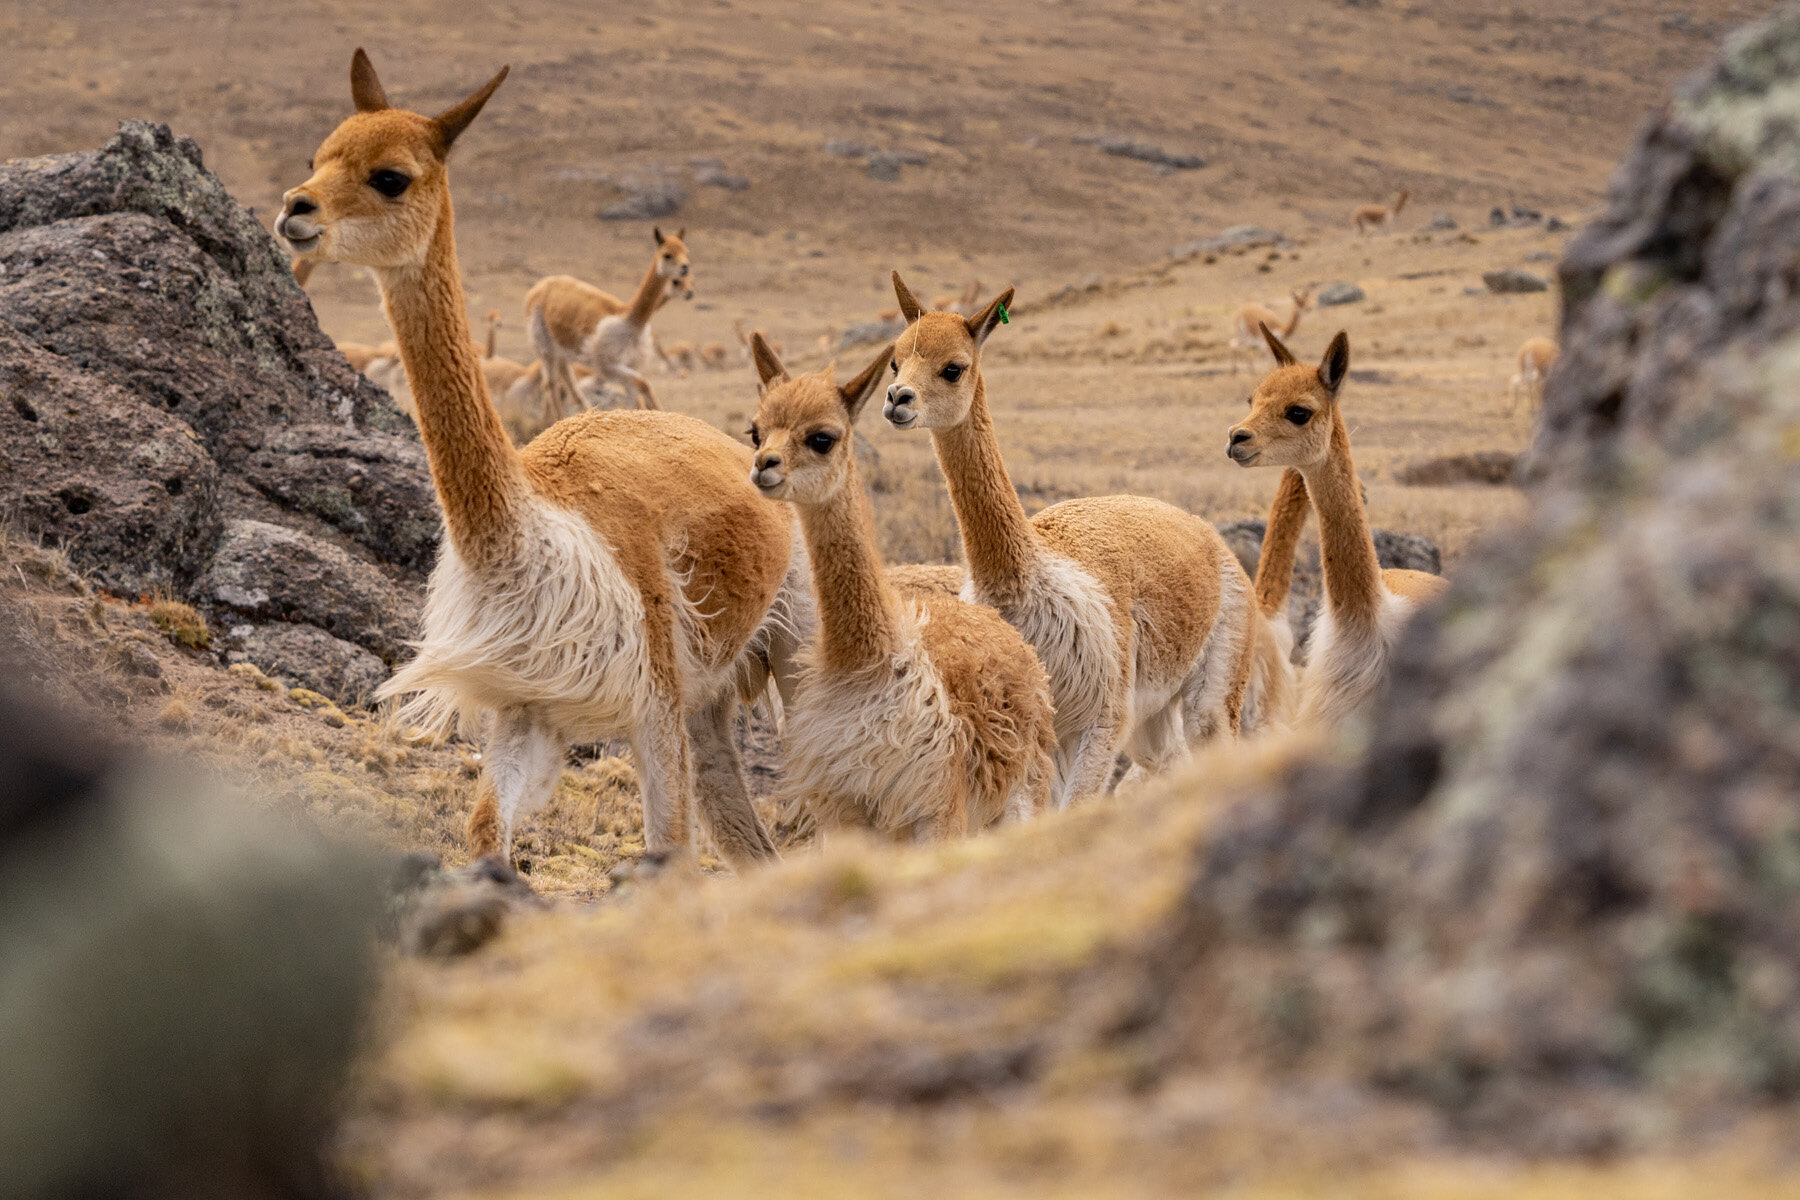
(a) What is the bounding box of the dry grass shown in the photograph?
[148,594,210,649]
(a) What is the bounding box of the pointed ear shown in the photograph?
[350,48,389,113]
[891,271,923,323]
[434,64,510,151]
[676,227,686,241]
[1259,322,1297,366]
[653,227,665,246]
[838,343,894,424]
[967,287,1015,349]
[751,332,788,388]
[1318,331,1351,393]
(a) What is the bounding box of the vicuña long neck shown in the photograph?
[929,373,1039,598]
[625,259,668,327]
[794,465,902,675]
[1255,468,1308,617]
[1299,414,1384,630]
[1281,303,1303,337]
[374,195,524,566]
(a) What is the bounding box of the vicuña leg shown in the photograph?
[687,694,779,867]
[631,693,695,865]
[466,708,564,859]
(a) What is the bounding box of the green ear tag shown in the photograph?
[998,301,1010,325]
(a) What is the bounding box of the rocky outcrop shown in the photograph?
[1139,7,1800,1151]
[0,121,435,700]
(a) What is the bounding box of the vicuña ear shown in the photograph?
[434,64,510,151]
[676,227,686,241]
[1260,322,1297,367]
[751,332,789,388]
[350,48,389,113]
[1318,331,1351,393]
[838,343,894,424]
[891,271,923,323]
[967,287,1014,350]
[653,227,665,246]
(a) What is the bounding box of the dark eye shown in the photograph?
[805,432,838,455]
[306,158,314,171]
[368,169,411,198]
[940,363,964,383]
[747,426,761,447]
[890,361,899,375]
[1284,406,1313,426]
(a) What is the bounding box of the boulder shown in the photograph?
[233,623,388,705]
[1316,280,1366,306]
[0,121,433,611]
[199,520,416,660]
[1422,211,1458,231]
[600,182,685,221]
[1172,225,1285,259]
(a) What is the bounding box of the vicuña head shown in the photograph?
[277,49,507,270]
[882,271,1014,431]
[1227,324,1350,471]
[748,338,890,507]
[652,226,694,300]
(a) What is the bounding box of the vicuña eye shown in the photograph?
[890,361,900,375]
[805,432,838,454]
[940,363,964,382]
[368,169,411,198]
[1284,406,1313,426]
[747,426,761,447]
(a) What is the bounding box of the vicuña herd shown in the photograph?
[280,52,1535,874]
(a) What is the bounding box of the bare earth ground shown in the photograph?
[4,0,1794,1195]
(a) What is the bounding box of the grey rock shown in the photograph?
[1316,280,1366,306]
[238,425,439,570]
[601,182,686,220]
[199,519,416,660]
[1171,225,1286,259]
[1422,211,1458,231]
[823,140,875,159]
[1546,215,1571,232]
[1482,268,1550,293]
[695,166,750,191]
[1096,134,1206,169]
[839,317,908,349]
[866,152,903,182]
[237,622,387,704]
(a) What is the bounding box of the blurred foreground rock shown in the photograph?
[1137,5,1800,1151]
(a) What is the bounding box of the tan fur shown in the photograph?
[1230,288,1310,375]
[292,256,316,287]
[526,231,693,414]
[929,280,983,315]
[277,51,805,870]
[748,337,1054,839]
[884,562,965,600]
[1352,189,1411,235]
[337,339,396,373]
[698,342,731,371]
[885,273,1255,806]
[1227,325,1447,729]
[1507,335,1559,414]
[734,319,782,362]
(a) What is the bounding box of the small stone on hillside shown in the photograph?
[1483,268,1549,293]
[233,622,387,705]
[1423,211,1458,231]
[1317,281,1366,306]
[695,166,749,191]
[867,152,903,182]
[1171,225,1285,259]
[601,182,685,220]
[839,317,907,349]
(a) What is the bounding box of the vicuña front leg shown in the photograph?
[614,364,659,411]
[466,709,564,861]
[687,694,779,867]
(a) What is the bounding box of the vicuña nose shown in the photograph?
[1229,428,1253,446]
[756,453,781,471]
[888,384,916,405]
[286,195,317,217]
[679,264,690,277]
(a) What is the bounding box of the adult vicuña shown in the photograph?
[525,231,692,414]
[748,334,1055,840]
[1507,335,1559,415]
[1227,325,1446,728]
[1229,286,1309,375]
[884,272,1255,805]
[277,50,809,870]
[1352,189,1411,235]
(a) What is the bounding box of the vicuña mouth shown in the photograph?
[283,232,321,254]
[1231,450,1261,466]
[884,406,917,428]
